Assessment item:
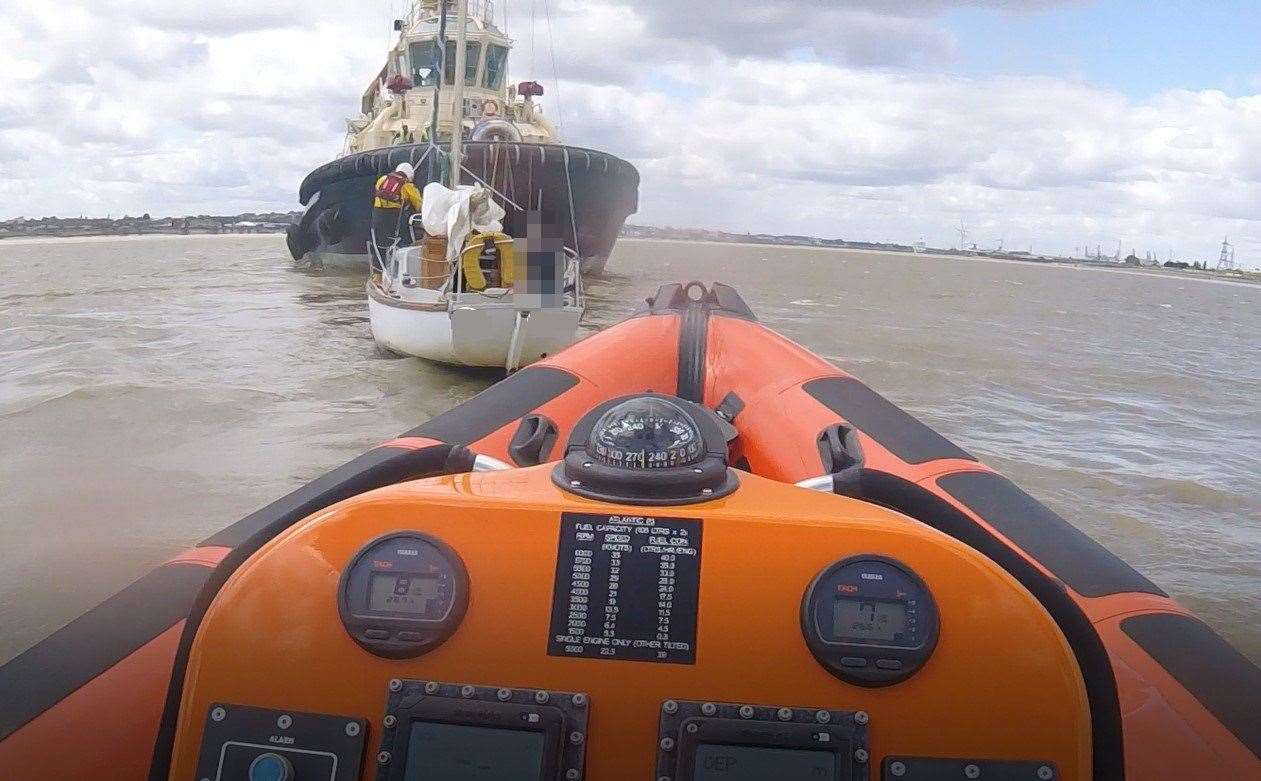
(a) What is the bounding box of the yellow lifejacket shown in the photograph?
[460,231,514,291]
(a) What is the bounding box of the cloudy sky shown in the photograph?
[2,0,1258,263]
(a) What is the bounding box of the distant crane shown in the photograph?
[956,219,969,250]
[1216,236,1235,270]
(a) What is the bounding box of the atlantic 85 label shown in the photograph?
[548,512,702,664]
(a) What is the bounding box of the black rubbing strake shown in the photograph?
[828,468,1126,779]
[1121,613,1261,757]
[802,378,975,465]
[404,366,578,445]
[0,562,213,740]
[938,471,1164,598]
[676,303,707,403]
[151,441,476,780]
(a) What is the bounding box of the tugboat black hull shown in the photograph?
[287,141,639,274]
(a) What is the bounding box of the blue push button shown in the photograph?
[249,752,294,781]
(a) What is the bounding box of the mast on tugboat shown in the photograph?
[425,0,450,184]
[448,0,470,188]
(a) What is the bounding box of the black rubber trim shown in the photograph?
[802,377,975,465]
[402,366,578,445]
[149,442,469,780]
[937,471,1164,598]
[677,303,707,403]
[0,562,213,740]
[715,391,745,423]
[827,468,1125,779]
[1121,613,1261,757]
[508,414,559,466]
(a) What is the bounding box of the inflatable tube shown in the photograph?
[2,282,1256,781]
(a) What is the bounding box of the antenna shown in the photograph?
[1216,236,1235,270]
[956,219,968,250]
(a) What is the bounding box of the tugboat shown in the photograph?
[2,282,1258,780]
[286,0,639,275]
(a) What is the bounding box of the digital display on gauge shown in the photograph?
[404,722,546,780]
[801,555,939,686]
[832,597,907,642]
[337,532,468,659]
[693,744,836,780]
[368,573,443,615]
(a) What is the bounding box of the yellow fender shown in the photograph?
[460,232,514,291]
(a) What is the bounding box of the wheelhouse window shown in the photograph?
[409,40,440,87]
[484,45,508,90]
[464,42,482,86]
[442,40,482,85]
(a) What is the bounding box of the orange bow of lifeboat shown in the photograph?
[1,282,1257,781]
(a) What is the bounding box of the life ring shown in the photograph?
[469,118,523,143]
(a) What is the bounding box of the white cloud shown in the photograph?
[0,0,1256,264]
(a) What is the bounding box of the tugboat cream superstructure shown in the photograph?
[287,0,639,274]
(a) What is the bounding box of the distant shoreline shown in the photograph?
[3,230,1255,286]
[619,237,1261,286]
[0,231,285,246]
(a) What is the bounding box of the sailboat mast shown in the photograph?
[448,0,469,188]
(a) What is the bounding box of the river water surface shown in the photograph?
[1,235,1257,663]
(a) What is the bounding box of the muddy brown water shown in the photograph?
[1,234,1257,664]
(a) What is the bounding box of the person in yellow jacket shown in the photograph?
[371,162,422,255]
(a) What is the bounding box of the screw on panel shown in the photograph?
[583,462,593,468]
[377,751,391,765]
[569,731,584,745]
[345,721,361,737]
[854,710,869,725]
[692,468,703,474]
[388,678,402,692]
[497,688,512,701]
[701,488,713,495]
[461,685,476,698]
[662,700,679,714]
[276,714,292,729]
[571,693,588,707]
[570,480,582,487]
[738,705,755,719]
[815,710,831,724]
[210,706,226,722]
[776,708,793,721]
[685,723,699,734]
[659,737,675,751]
[383,715,397,728]
[854,748,869,763]
[424,681,439,694]
[889,761,907,777]
[964,764,981,779]
[565,770,581,781]
[535,691,550,704]
[1038,767,1054,780]
[700,702,717,716]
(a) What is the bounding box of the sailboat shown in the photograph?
[365,0,584,371]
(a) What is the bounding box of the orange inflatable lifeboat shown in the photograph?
[1,282,1256,780]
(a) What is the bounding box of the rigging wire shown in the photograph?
[529,0,537,78]
[541,0,565,134]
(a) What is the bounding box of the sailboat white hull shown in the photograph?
[367,283,582,368]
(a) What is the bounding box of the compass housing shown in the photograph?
[553,394,738,505]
